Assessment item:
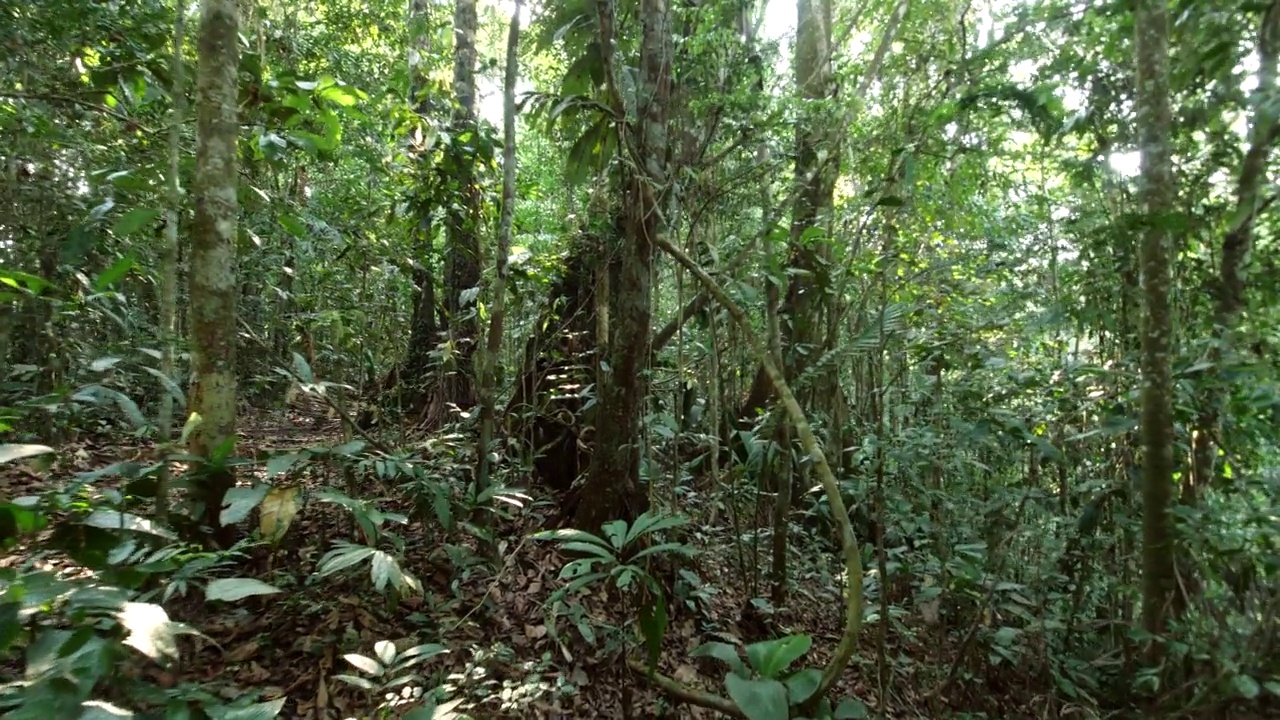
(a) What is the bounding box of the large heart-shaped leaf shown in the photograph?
[724,673,789,720]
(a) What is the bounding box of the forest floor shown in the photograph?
[0,409,1046,719]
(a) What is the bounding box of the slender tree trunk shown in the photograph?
[476,0,520,524]
[1133,0,1176,656]
[156,0,187,522]
[189,0,240,546]
[400,0,442,413]
[430,0,482,424]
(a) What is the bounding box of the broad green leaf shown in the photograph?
[204,578,282,603]
[784,668,822,704]
[691,641,746,676]
[265,452,301,478]
[279,214,309,237]
[1232,674,1261,700]
[0,268,51,294]
[746,634,812,679]
[290,351,315,383]
[724,673,789,720]
[220,485,269,525]
[601,519,628,551]
[370,550,404,592]
[93,255,138,290]
[112,208,161,237]
[332,674,377,690]
[0,444,55,465]
[833,697,869,718]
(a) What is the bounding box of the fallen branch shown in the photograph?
[625,659,744,718]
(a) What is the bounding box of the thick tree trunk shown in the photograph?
[189,0,239,547]
[572,0,670,531]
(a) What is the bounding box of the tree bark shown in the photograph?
[1133,0,1176,652]
[189,0,239,546]
[428,0,482,425]
[476,0,520,516]
[573,0,670,531]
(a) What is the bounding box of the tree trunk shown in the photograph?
[189,0,240,547]
[1133,0,1176,654]
[426,0,482,426]
[573,0,670,531]
[476,0,520,520]
[1191,0,1280,497]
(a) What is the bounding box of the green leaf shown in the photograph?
[83,510,176,539]
[220,485,269,525]
[746,634,812,679]
[0,444,55,465]
[93,256,138,291]
[317,544,375,576]
[637,589,667,676]
[785,668,822,704]
[343,652,384,676]
[531,527,610,547]
[370,550,404,592]
[624,511,689,546]
[560,540,618,562]
[204,578,282,603]
[265,452,302,478]
[112,208,161,237]
[290,351,315,383]
[208,698,287,720]
[332,674,377,690]
[630,541,696,562]
[601,519,628,551]
[1232,674,1261,700]
[691,641,746,676]
[279,214,309,237]
[833,697,869,719]
[374,639,397,666]
[140,367,187,408]
[724,673,789,720]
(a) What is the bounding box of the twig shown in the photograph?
[0,91,157,133]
